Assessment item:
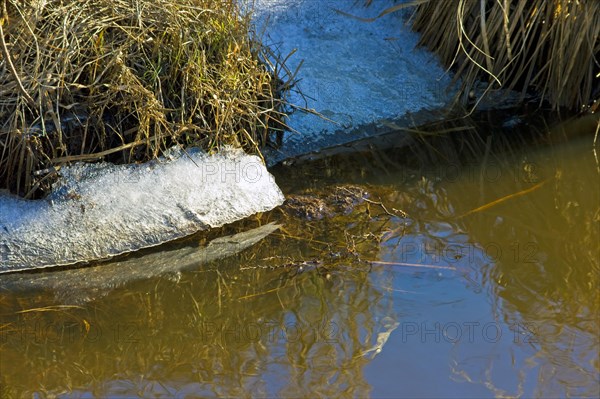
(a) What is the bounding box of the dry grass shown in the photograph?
[0,0,293,198]
[411,0,600,111]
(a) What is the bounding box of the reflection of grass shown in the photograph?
[5,110,595,395]
[431,119,600,395]
[0,190,402,396]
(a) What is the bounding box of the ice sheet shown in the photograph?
[248,0,453,161]
[0,147,284,273]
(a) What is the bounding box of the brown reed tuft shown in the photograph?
[0,0,293,198]
[411,0,599,111]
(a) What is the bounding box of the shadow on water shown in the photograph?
[0,109,598,397]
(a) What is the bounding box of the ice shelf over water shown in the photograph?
[0,147,284,273]
[248,0,454,163]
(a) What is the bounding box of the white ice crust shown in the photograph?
[0,147,284,272]
[248,0,453,159]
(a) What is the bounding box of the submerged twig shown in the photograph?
[363,197,408,218]
[15,305,84,314]
[593,118,600,174]
[368,260,456,271]
[459,179,549,218]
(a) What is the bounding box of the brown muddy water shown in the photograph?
[1,114,599,398]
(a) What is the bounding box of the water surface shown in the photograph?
[1,115,598,398]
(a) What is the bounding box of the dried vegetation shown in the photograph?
[411,0,600,110]
[0,0,293,197]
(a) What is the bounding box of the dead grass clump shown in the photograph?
[411,0,600,111]
[0,0,291,198]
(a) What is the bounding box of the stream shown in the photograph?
[0,113,598,398]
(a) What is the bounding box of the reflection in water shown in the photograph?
[445,137,600,398]
[1,223,281,304]
[1,113,599,397]
[363,124,599,397]
[0,199,399,397]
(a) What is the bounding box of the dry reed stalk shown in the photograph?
[411,0,600,110]
[0,0,294,198]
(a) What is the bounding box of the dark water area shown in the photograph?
[1,113,598,398]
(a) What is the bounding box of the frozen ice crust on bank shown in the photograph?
[0,147,284,273]
[249,0,453,160]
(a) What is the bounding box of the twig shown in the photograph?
[364,197,408,218]
[0,9,36,108]
[337,186,409,218]
[593,118,599,174]
[368,260,456,271]
[334,0,431,23]
[16,305,84,313]
[458,179,549,218]
[49,127,146,163]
